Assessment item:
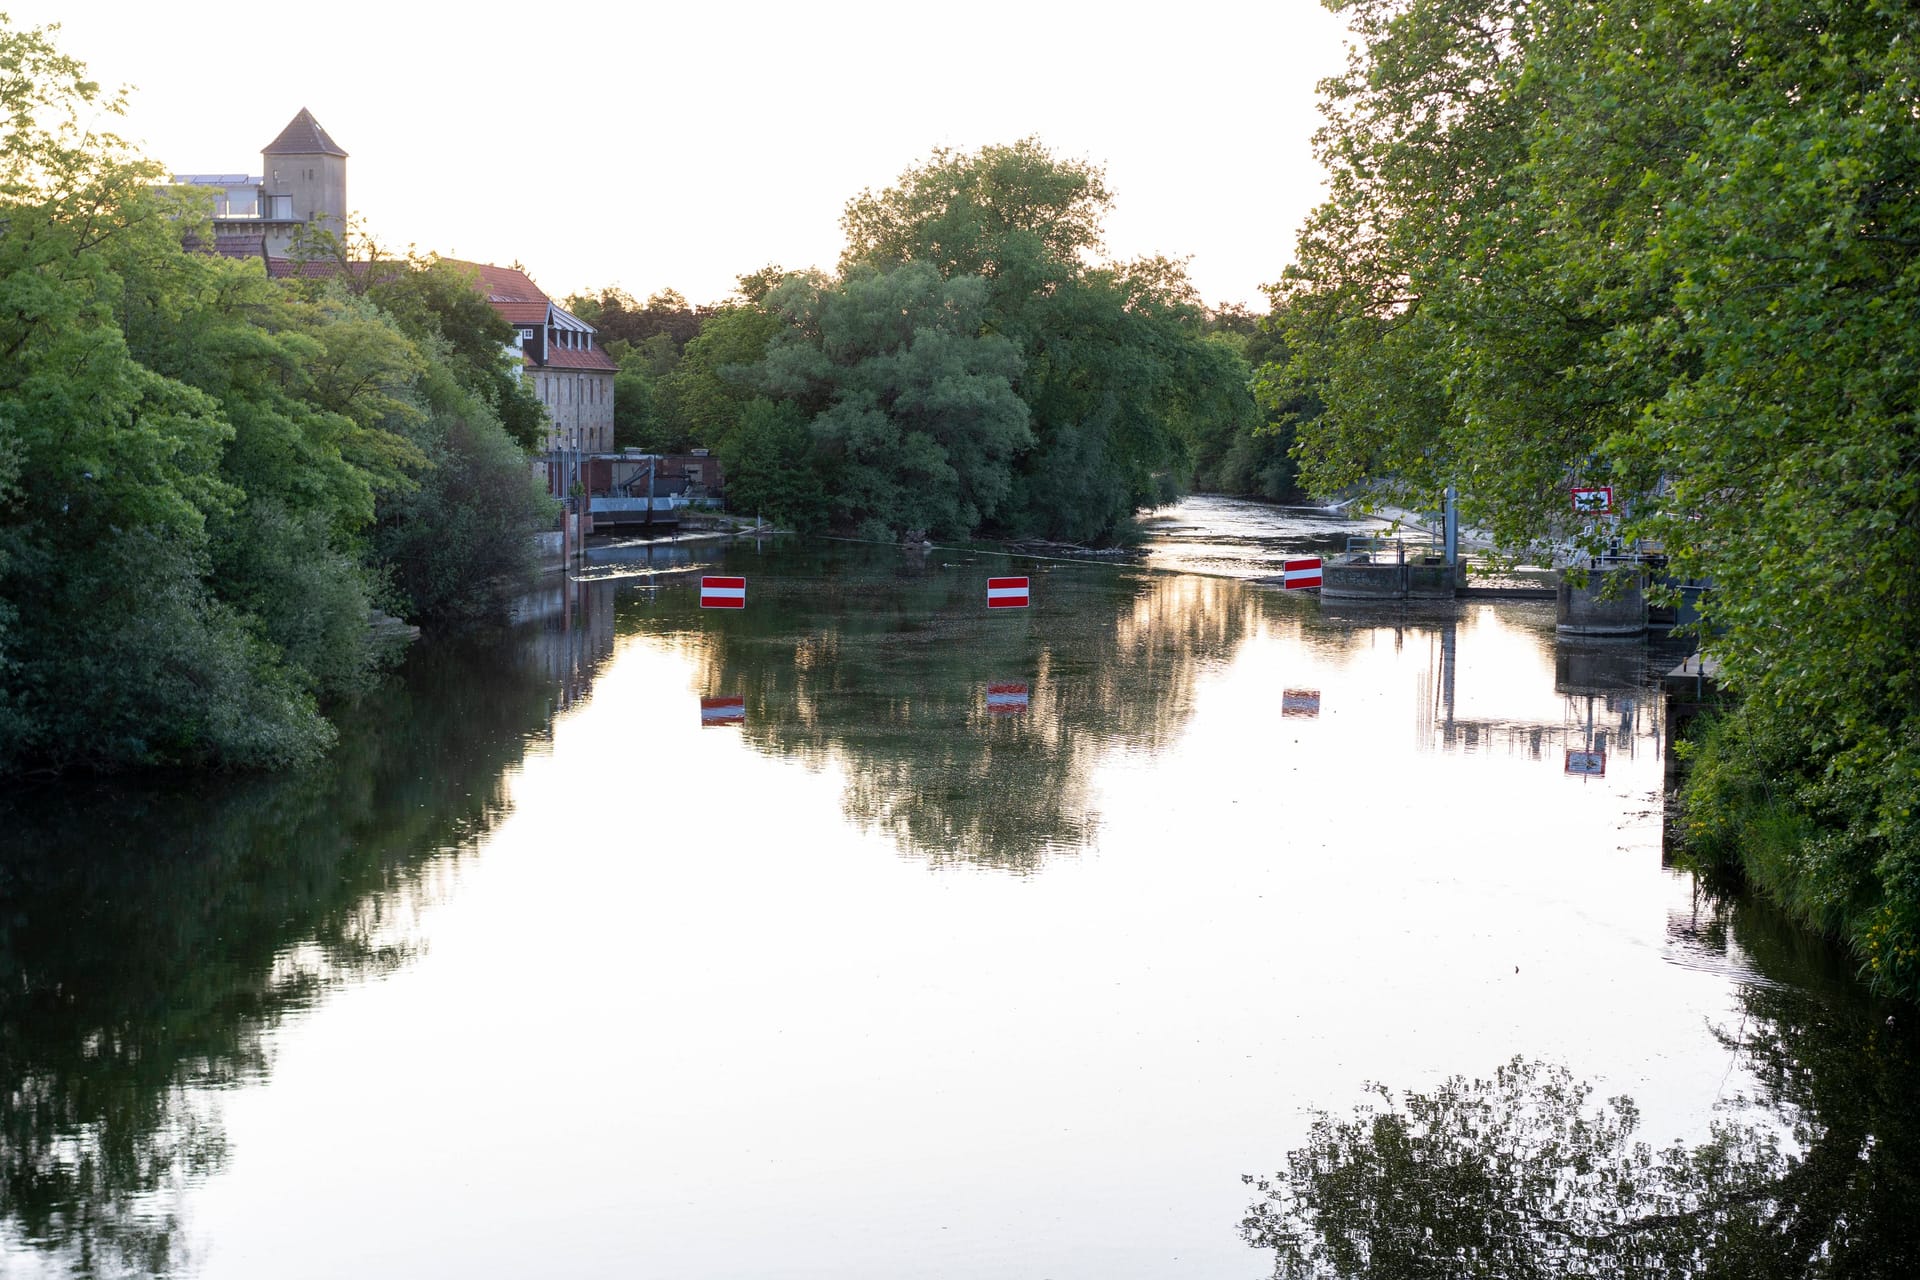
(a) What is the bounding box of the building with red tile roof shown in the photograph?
[447,261,617,454]
[177,113,615,459]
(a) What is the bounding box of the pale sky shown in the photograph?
[29,0,1351,310]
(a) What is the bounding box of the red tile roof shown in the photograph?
[264,108,347,157]
[264,256,345,279]
[447,260,547,305]
[545,346,618,372]
[493,301,551,325]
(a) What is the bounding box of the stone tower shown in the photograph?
[260,108,347,252]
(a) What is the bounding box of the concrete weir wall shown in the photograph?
[1321,559,1463,601]
[1556,566,1647,637]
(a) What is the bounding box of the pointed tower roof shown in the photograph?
[263,108,346,157]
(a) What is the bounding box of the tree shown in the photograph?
[840,137,1110,314]
[755,263,1031,540]
[0,16,336,770]
[837,142,1248,540]
[1242,1057,1833,1279]
[1270,0,1920,996]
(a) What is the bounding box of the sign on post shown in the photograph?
[1571,487,1614,514]
[986,682,1030,716]
[1281,689,1322,718]
[700,576,746,609]
[700,695,745,727]
[1282,558,1323,590]
[987,576,1030,609]
[1564,749,1606,776]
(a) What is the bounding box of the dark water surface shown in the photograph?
[3,502,1915,1277]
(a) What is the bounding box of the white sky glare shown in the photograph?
[31,0,1350,310]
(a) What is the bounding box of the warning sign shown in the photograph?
[700,576,746,609]
[987,577,1030,609]
[1564,749,1606,776]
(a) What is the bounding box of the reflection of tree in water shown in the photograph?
[682,544,1261,871]
[0,634,574,1276]
[1244,893,1920,1279]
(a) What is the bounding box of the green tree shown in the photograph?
[0,16,335,770]
[1271,0,1920,994]
[663,297,786,452]
[839,142,1247,540]
[753,263,1031,539]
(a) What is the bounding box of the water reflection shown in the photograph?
[1243,892,1920,1279]
[645,548,1680,869]
[670,545,1263,870]
[0,629,596,1275]
[6,527,1916,1279]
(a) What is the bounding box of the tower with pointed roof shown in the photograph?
[177,108,349,258]
[261,108,347,250]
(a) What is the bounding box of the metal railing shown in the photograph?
[1335,536,1448,566]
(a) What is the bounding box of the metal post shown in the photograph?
[1444,485,1459,567]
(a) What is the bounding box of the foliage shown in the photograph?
[371,336,555,624]
[662,300,786,453]
[840,137,1109,307]
[0,17,547,774]
[714,397,829,531]
[1240,1037,1920,1279]
[1273,0,1920,994]
[700,142,1251,542]
[754,263,1030,538]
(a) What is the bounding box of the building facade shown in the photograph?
[179,113,616,459]
[456,262,617,455]
[174,108,347,259]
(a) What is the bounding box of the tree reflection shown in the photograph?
[0,631,579,1276]
[1244,894,1920,1279]
[679,543,1266,870]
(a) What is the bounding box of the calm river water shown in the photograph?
[2,496,1914,1277]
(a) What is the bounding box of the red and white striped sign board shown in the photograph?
[700,695,745,727]
[986,682,1030,716]
[1282,558,1323,590]
[1281,689,1321,718]
[700,576,746,609]
[987,576,1030,609]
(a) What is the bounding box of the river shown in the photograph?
[2,496,1914,1277]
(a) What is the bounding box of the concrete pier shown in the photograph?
[1556,566,1647,637]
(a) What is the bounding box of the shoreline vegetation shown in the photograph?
[0,18,1301,782]
[1263,0,1920,1001]
[7,0,1918,1003]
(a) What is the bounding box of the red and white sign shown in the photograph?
[700,695,745,727]
[700,576,746,609]
[1571,486,1615,514]
[987,576,1030,609]
[986,682,1030,716]
[1564,748,1606,776]
[1282,558,1323,590]
[1281,689,1321,718]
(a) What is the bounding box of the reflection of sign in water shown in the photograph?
[700,576,746,609]
[987,576,1030,609]
[1281,689,1321,718]
[1282,558,1323,590]
[1565,749,1606,776]
[1571,486,1614,514]
[986,682,1030,716]
[701,695,745,726]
